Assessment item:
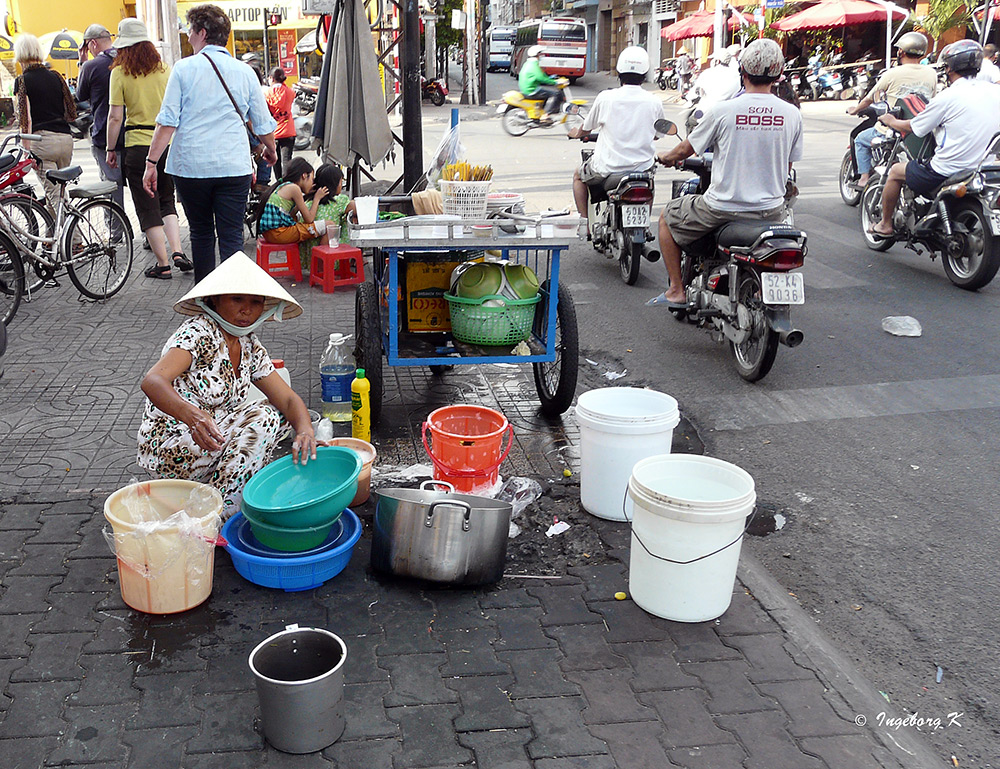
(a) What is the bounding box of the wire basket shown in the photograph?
[440,180,492,221]
[444,292,540,346]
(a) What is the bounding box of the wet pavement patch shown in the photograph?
[746,501,789,537]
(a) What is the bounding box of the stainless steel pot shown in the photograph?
[372,480,512,585]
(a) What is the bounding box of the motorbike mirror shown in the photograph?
[656,119,678,136]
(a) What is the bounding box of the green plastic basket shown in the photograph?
[444,292,541,346]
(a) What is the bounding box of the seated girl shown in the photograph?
[259,157,338,246]
[301,164,356,268]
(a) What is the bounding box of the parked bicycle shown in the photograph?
[0,133,133,325]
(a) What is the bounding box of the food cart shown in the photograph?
[351,216,582,425]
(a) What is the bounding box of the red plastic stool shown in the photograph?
[309,244,365,293]
[256,240,302,282]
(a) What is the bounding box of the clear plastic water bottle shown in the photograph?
[319,333,354,422]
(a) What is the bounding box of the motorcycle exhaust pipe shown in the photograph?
[642,244,660,263]
[778,328,804,348]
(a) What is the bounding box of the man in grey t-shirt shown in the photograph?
[650,39,803,308]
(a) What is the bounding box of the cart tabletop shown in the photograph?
[349,218,585,250]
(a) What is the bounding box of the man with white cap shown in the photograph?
[76,23,126,216]
[138,252,315,519]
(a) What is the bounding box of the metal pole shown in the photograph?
[263,15,271,74]
[402,0,424,191]
[478,0,487,106]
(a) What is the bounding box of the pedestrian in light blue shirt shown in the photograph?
[142,3,277,282]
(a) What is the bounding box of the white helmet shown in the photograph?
[740,38,785,79]
[616,46,650,76]
[711,49,733,66]
[528,45,543,58]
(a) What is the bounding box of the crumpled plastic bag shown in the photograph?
[496,477,542,519]
[426,124,464,187]
[882,316,922,337]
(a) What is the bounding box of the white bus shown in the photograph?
[488,26,516,72]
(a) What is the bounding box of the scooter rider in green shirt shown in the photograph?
[519,45,565,123]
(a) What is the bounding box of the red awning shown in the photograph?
[771,0,907,31]
[661,10,740,41]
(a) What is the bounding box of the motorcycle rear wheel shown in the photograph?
[501,107,530,137]
[617,230,642,285]
[430,89,445,106]
[942,200,1000,290]
[860,183,894,251]
[730,272,780,382]
[839,150,862,207]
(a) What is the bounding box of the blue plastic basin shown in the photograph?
[243,446,361,528]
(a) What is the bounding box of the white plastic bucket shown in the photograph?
[249,624,347,753]
[103,480,223,614]
[575,387,680,521]
[627,455,756,622]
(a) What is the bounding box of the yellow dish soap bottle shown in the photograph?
[351,368,371,442]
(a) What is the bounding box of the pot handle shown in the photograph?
[426,499,473,531]
[420,479,456,493]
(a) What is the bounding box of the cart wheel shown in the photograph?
[354,281,384,424]
[429,365,453,374]
[532,281,579,416]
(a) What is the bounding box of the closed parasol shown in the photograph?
[661,10,738,41]
[771,0,906,30]
[317,0,393,169]
[295,29,317,55]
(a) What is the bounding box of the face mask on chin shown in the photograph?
[196,298,287,337]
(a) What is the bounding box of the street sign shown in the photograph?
[763,0,784,8]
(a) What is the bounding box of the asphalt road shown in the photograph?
[428,78,1000,764]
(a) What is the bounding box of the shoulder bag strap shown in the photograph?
[201,51,253,135]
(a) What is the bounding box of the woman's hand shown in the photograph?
[106,150,118,170]
[143,164,158,198]
[186,408,225,452]
[292,429,317,465]
[314,186,329,201]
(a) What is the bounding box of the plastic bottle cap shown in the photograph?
[272,359,285,368]
[329,333,344,343]
[357,368,366,378]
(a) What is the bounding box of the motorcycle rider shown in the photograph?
[847,32,936,189]
[869,40,1000,239]
[518,45,564,123]
[568,46,666,225]
[650,39,803,308]
[977,43,1000,84]
[676,47,694,92]
[691,49,742,113]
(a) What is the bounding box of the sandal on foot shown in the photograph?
[646,291,689,310]
[145,264,172,280]
[866,225,894,239]
[172,252,194,272]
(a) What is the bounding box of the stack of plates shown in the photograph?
[486,192,525,216]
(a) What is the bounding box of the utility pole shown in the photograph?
[402,0,424,190]
[264,8,283,73]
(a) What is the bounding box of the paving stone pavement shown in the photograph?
[0,140,941,767]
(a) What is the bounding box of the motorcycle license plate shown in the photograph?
[496,104,507,115]
[761,272,805,305]
[991,211,1000,235]
[621,205,650,228]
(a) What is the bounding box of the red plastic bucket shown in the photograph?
[421,405,513,495]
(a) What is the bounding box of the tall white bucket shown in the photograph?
[627,455,756,622]
[575,387,680,521]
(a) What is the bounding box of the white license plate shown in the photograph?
[761,272,805,305]
[991,212,1000,235]
[496,104,507,115]
[549,58,568,68]
[621,204,650,228]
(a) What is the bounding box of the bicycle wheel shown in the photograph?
[64,199,133,300]
[0,230,25,326]
[0,194,55,293]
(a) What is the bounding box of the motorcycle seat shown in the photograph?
[587,169,654,203]
[717,220,804,248]
[932,170,976,194]
[0,154,16,173]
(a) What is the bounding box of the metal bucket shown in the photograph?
[372,480,512,585]
[248,624,347,753]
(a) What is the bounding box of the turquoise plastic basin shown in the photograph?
[243,446,361,528]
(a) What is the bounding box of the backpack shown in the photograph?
[897,93,935,162]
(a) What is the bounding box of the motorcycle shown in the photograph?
[664,128,807,382]
[292,77,319,114]
[579,119,672,285]
[839,101,893,206]
[860,126,1000,290]
[421,76,448,106]
[498,80,588,137]
[655,59,677,91]
[293,112,313,152]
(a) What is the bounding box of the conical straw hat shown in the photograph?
[173,252,303,320]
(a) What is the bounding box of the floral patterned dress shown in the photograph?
[136,315,282,518]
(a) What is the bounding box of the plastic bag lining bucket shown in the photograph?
[575,387,680,521]
[627,455,755,623]
[422,405,513,495]
[249,624,348,753]
[103,480,223,614]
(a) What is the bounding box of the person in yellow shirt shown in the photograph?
[106,18,190,280]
